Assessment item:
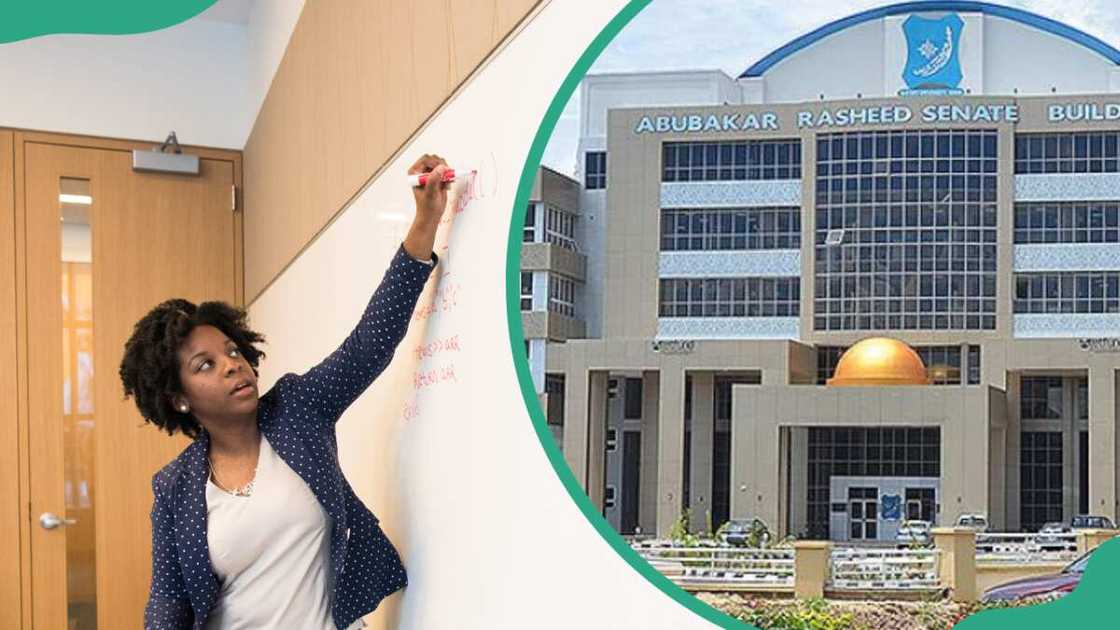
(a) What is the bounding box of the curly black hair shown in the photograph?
[118,298,267,440]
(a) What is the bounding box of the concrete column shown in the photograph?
[988,423,1007,531]
[688,372,715,533]
[1006,371,1022,531]
[638,370,660,536]
[960,343,971,386]
[1088,362,1117,522]
[778,427,790,537]
[1063,377,1077,521]
[1077,529,1117,555]
[586,371,609,512]
[933,528,978,603]
[656,366,686,537]
[734,386,781,531]
[793,541,832,599]
[562,367,590,488]
[790,427,810,538]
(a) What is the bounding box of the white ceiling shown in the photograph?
[196,0,254,25]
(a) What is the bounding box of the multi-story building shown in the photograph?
[520,167,587,445]
[542,1,1120,540]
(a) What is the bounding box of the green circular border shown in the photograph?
[503,2,753,627]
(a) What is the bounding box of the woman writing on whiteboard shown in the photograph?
[119,155,450,630]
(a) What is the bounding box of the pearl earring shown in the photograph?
[179,404,189,413]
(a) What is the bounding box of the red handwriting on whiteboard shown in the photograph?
[402,398,420,422]
[413,363,458,390]
[414,334,461,361]
[439,158,497,224]
[439,173,474,225]
[412,280,460,322]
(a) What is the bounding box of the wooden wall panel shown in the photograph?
[243,0,540,302]
[0,130,21,629]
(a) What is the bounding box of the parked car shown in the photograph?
[956,513,989,531]
[1070,514,1116,530]
[895,520,932,548]
[981,547,1094,602]
[1036,522,1075,552]
[721,518,770,548]
[956,513,995,551]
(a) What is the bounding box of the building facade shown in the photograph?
[520,167,587,445]
[540,2,1120,540]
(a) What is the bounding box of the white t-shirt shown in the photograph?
[203,434,365,630]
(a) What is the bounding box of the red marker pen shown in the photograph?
[409,168,461,187]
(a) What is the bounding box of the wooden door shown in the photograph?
[0,130,23,630]
[19,135,240,628]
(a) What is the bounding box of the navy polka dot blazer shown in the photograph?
[145,244,437,629]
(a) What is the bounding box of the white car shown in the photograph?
[956,513,994,550]
[895,520,932,548]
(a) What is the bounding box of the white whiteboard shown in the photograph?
[248,2,716,628]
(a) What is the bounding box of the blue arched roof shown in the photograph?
[739,1,1120,78]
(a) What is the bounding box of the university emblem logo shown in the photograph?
[880,494,902,520]
[901,13,964,95]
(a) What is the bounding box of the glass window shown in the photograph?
[1014,272,1120,314]
[814,129,997,331]
[662,140,801,182]
[523,203,536,242]
[1016,133,1120,174]
[658,277,800,318]
[806,426,939,539]
[660,207,800,251]
[585,151,607,189]
[547,274,577,317]
[1021,376,1064,420]
[1014,201,1120,243]
[544,204,578,251]
[520,272,533,311]
[1020,431,1063,532]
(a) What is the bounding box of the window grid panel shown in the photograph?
[658,277,801,318]
[968,345,982,385]
[1020,431,1064,532]
[520,272,533,311]
[1014,272,1120,314]
[662,140,802,182]
[1015,133,1120,175]
[523,202,536,243]
[586,151,607,189]
[1020,376,1064,420]
[661,207,801,251]
[545,204,578,251]
[814,129,999,332]
[806,427,940,539]
[1014,201,1120,244]
[548,273,577,317]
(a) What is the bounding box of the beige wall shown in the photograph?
[976,562,1067,595]
[734,385,998,536]
[531,166,581,214]
[521,311,585,342]
[243,0,540,302]
[521,242,587,282]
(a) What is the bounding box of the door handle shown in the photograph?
[39,512,77,530]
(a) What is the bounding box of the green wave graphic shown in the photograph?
[0,1,217,44]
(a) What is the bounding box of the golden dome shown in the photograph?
[827,337,930,386]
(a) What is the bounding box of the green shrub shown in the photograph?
[739,598,860,630]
